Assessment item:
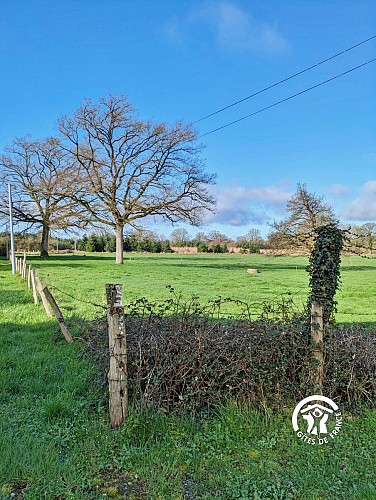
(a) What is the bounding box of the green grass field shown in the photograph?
[25,252,376,323]
[1,254,375,499]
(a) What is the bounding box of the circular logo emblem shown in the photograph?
[292,395,342,445]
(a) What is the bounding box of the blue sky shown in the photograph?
[1,0,375,239]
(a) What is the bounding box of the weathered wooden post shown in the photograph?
[43,286,74,343]
[22,253,27,280]
[35,275,52,317]
[27,265,32,288]
[30,267,39,305]
[106,284,128,428]
[311,303,324,394]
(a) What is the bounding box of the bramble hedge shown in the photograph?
[83,298,375,415]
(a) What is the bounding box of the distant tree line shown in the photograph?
[1,219,375,258]
[78,233,173,254]
[2,171,375,258]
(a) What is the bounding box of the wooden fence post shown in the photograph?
[42,286,74,343]
[106,284,128,428]
[22,253,27,280]
[311,303,324,394]
[35,276,52,317]
[30,267,39,305]
[27,265,32,288]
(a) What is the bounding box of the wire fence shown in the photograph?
[6,250,376,325]
[4,251,376,427]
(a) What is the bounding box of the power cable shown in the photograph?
[199,58,376,138]
[194,35,376,124]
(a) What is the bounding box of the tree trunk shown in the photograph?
[40,223,50,257]
[115,224,124,264]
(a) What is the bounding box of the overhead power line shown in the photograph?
[198,58,376,138]
[194,35,376,124]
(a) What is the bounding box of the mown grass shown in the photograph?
[0,255,375,499]
[25,252,376,323]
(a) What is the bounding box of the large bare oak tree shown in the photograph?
[0,136,88,256]
[269,183,337,251]
[59,95,216,263]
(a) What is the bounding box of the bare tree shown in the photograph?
[237,228,263,245]
[269,183,337,251]
[59,95,216,264]
[207,230,231,245]
[0,136,88,256]
[360,222,376,255]
[237,228,264,252]
[170,228,191,246]
[348,222,376,255]
[195,231,209,243]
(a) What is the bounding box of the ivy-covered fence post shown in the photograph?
[307,224,344,393]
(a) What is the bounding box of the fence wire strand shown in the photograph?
[48,284,107,311]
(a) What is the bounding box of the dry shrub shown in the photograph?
[83,299,375,415]
[125,315,312,414]
[324,325,376,408]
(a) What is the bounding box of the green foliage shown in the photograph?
[104,235,116,252]
[77,234,88,251]
[307,224,344,323]
[76,232,171,254]
[236,241,264,254]
[0,242,6,257]
[197,242,209,252]
[211,243,228,253]
[85,234,97,252]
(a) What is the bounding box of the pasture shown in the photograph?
[0,254,375,499]
[24,252,376,323]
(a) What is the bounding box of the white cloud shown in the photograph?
[246,186,292,203]
[205,184,291,226]
[209,1,289,53]
[327,183,350,197]
[343,181,376,221]
[163,1,289,54]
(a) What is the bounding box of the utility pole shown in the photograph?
[5,225,9,260]
[8,184,16,274]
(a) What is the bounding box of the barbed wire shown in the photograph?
[47,284,107,311]
[6,257,374,322]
